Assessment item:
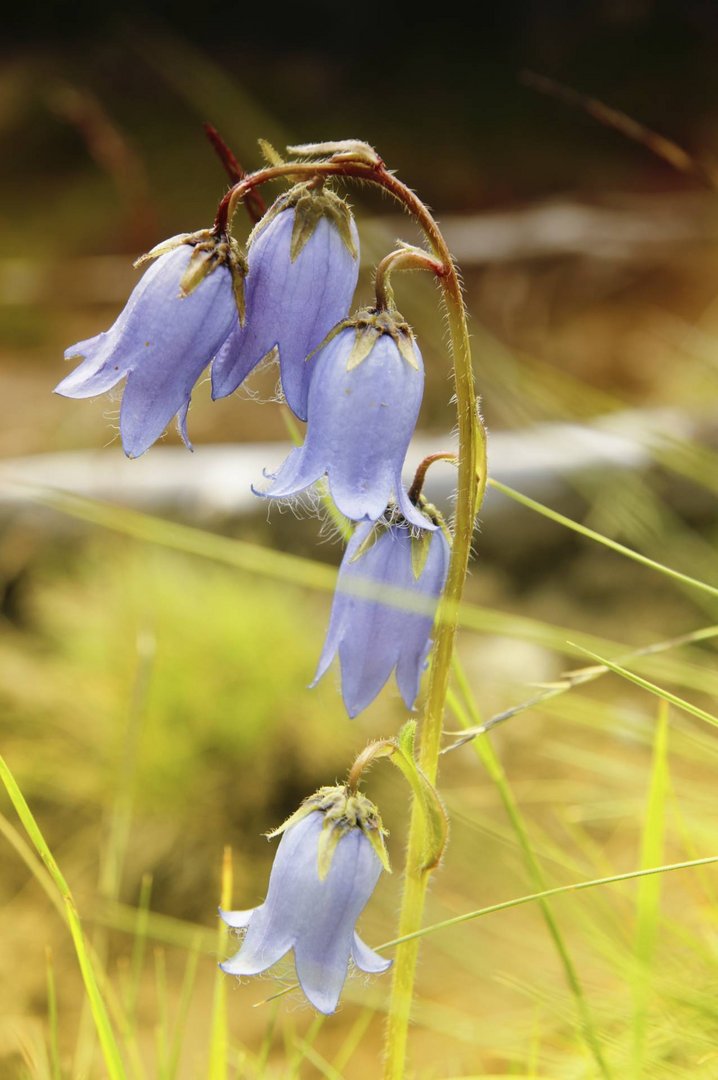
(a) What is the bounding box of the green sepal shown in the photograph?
[396,330,420,371]
[266,784,390,881]
[286,140,382,166]
[258,138,285,168]
[134,228,248,322]
[348,499,436,570]
[290,194,328,260]
[389,721,449,872]
[349,520,384,564]
[346,325,380,371]
[250,182,357,263]
[316,818,344,880]
[410,530,432,581]
[179,245,214,296]
[289,188,357,261]
[134,232,194,268]
[332,306,420,374]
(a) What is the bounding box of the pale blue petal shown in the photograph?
[220,814,325,977]
[259,329,424,522]
[292,827,382,1013]
[219,907,256,930]
[394,529,451,708]
[352,933,391,975]
[314,523,450,716]
[219,901,292,976]
[56,244,237,457]
[211,208,359,418]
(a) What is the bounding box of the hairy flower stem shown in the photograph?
[218,153,487,1079]
[373,247,445,312]
[407,452,458,506]
[382,273,486,1080]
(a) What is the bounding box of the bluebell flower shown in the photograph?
[220,787,390,1015]
[55,232,244,458]
[255,308,427,527]
[314,508,451,717]
[211,184,359,420]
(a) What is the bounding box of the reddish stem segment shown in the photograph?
[203,124,267,225]
[408,452,458,506]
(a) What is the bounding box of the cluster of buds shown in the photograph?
[56,142,451,720]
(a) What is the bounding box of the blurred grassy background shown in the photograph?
[3,3,718,1077]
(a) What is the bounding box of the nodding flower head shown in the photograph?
[220,785,390,1015]
[55,231,244,458]
[254,307,427,528]
[313,502,451,717]
[211,183,360,420]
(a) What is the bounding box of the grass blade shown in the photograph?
[448,663,612,1080]
[488,478,718,602]
[570,645,718,729]
[45,947,62,1080]
[631,701,669,1075]
[379,855,718,949]
[165,934,202,1080]
[0,753,127,1080]
[208,846,233,1080]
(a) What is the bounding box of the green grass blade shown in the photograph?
[379,855,718,949]
[165,934,202,1080]
[331,1007,373,1073]
[10,482,336,593]
[208,846,233,1080]
[488,478,718,601]
[126,873,154,1022]
[443,623,718,750]
[0,811,66,920]
[448,666,612,1080]
[290,1037,343,1080]
[14,481,718,680]
[0,754,127,1080]
[45,947,62,1080]
[287,1015,325,1079]
[154,948,170,1078]
[256,1002,280,1075]
[631,702,669,1076]
[570,645,718,729]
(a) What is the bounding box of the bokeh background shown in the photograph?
[3,3,718,1077]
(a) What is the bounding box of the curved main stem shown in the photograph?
[220,156,486,1079]
[381,255,486,1080]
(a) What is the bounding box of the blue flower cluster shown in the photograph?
[57,181,449,718]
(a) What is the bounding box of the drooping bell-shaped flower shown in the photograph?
[211,183,359,420]
[55,231,244,458]
[314,506,450,717]
[220,786,390,1015]
[255,308,427,527]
